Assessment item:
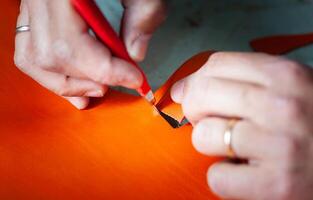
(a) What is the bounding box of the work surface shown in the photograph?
[100,0,313,90]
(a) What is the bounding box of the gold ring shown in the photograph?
[223,119,238,158]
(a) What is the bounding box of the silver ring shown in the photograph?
[16,25,31,34]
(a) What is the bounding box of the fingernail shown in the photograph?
[171,80,185,103]
[207,166,221,195]
[129,34,152,62]
[68,97,89,110]
[86,90,104,97]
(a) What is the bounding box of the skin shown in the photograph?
[14,0,166,109]
[171,52,313,200]
[14,1,313,199]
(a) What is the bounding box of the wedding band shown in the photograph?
[224,119,238,158]
[16,25,30,34]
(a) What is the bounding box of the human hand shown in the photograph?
[14,0,166,109]
[171,52,313,199]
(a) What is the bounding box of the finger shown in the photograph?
[17,0,29,25]
[63,96,90,110]
[14,2,32,74]
[208,162,264,200]
[192,118,274,160]
[34,69,108,97]
[171,79,185,103]
[18,53,108,98]
[26,0,53,65]
[197,52,309,96]
[172,52,310,104]
[69,34,143,89]
[170,52,275,104]
[35,69,108,109]
[121,0,167,61]
[180,76,283,129]
[198,52,275,86]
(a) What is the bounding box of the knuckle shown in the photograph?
[33,51,55,70]
[142,0,167,18]
[54,77,71,96]
[94,60,114,85]
[34,39,73,71]
[210,52,227,61]
[14,53,28,72]
[280,97,303,121]
[207,52,226,68]
[279,135,301,164]
[281,60,304,83]
[32,42,54,69]
[238,86,251,101]
[274,172,293,200]
[55,87,69,97]
[51,39,73,65]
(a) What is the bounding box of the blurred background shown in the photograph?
[97,0,313,90]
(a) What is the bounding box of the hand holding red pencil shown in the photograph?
[72,0,163,104]
[14,0,166,109]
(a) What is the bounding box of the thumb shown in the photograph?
[121,0,167,62]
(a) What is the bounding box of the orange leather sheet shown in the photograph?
[250,32,313,55]
[0,1,221,199]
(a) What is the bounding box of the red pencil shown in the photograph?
[71,0,156,105]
